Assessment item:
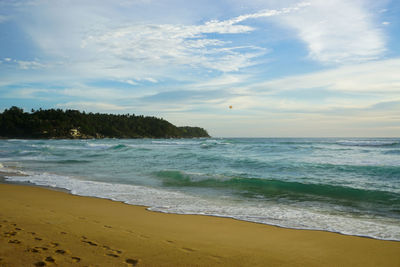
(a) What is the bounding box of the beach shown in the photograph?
[1,183,399,266]
[2,0,400,265]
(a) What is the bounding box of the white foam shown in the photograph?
[337,140,398,147]
[86,143,114,149]
[0,163,28,175]
[151,140,200,145]
[5,173,400,241]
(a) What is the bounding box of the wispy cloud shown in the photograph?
[80,3,309,73]
[254,58,400,93]
[3,88,53,100]
[1,57,47,70]
[61,87,128,100]
[276,0,386,64]
[17,60,46,70]
[56,102,127,112]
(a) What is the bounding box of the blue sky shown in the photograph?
[1,0,399,137]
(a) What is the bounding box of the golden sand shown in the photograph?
[0,183,399,266]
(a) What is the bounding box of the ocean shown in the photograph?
[1,138,399,241]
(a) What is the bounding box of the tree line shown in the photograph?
[0,106,210,139]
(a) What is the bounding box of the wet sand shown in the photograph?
[0,183,399,266]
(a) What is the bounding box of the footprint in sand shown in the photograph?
[45,256,55,263]
[125,258,139,266]
[82,240,98,246]
[8,239,21,244]
[71,256,81,263]
[211,255,224,260]
[181,247,196,252]
[55,249,68,255]
[49,242,59,248]
[34,261,46,267]
[4,231,17,237]
[103,245,122,254]
[29,248,40,253]
[35,247,49,251]
[106,253,119,258]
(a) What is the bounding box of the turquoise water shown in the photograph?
[1,138,400,240]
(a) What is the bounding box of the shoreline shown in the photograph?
[1,183,399,266]
[2,171,399,243]
[0,171,71,194]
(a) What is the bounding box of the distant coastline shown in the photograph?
[0,106,210,139]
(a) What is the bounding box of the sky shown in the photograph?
[0,0,400,137]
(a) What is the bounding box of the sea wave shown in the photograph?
[2,137,400,242]
[4,172,400,241]
[109,144,129,150]
[0,162,27,175]
[54,159,92,164]
[151,140,200,145]
[86,143,114,149]
[383,150,400,155]
[155,171,400,209]
[336,140,400,147]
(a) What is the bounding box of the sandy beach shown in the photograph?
[0,183,399,266]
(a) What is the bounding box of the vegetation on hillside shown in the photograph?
[0,106,210,139]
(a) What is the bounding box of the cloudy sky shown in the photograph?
[1,0,399,137]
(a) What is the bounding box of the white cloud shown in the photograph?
[17,60,46,70]
[254,58,400,94]
[124,80,138,86]
[61,87,127,100]
[80,21,260,73]
[193,2,310,34]
[56,102,127,112]
[121,78,158,86]
[276,0,386,64]
[143,78,158,83]
[16,1,308,77]
[1,1,320,87]
[198,58,400,121]
[1,57,47,70]
[3,88,53,99]
[192,74,250,89]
